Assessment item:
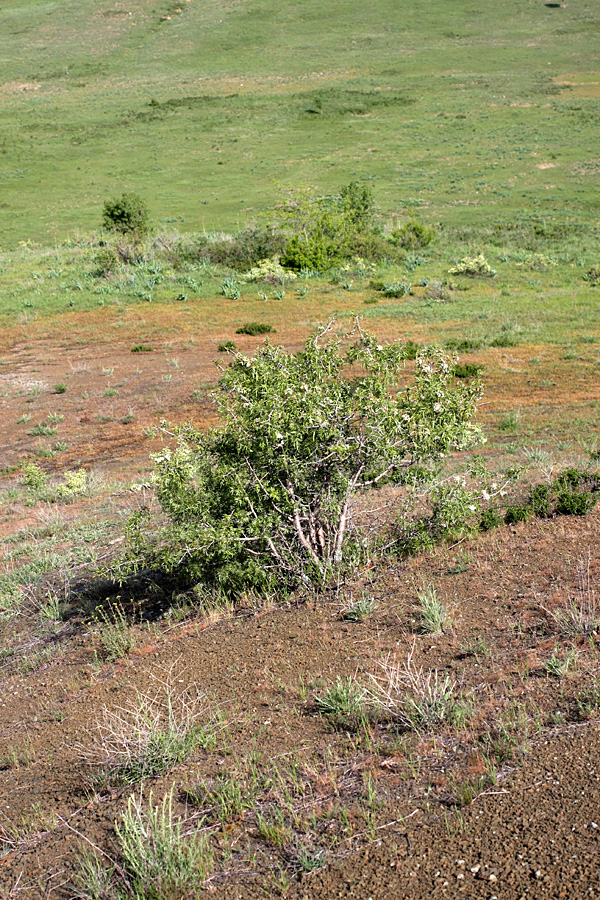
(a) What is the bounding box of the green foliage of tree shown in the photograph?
[122,321,483,594]
[102,192,151,238]
[275,183,377,271]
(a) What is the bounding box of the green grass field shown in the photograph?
[1,0,599,246]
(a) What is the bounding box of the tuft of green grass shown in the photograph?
[341,595,376,622]
[315,677,366,722]
[543,648,577,678]
[92,602,135,661]
[114,789,213,900]
[416,581,449,634]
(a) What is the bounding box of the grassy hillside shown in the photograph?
[1,0,599,246]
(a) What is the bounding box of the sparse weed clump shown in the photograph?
[342,595,376,622]
[90,676,215,785]
[543,648,577,677]
[92,602,135,661]
[550,555,598,638]
[365,646,461,730]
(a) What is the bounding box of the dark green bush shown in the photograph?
[102,193,150,238]
[205,226,287,271]
[555,490,596,517]
[339,181,376,231]
[479,509,502,531]
[281,232,349,272]
[453,363,483,379]
[445,339,482,353]
[553,468,586,490]
[235,323,275,336]
[529,483,550,517]
[218,340,237,352]
[346,229,401,262]
[504,505,534,525]
[131,344,153,353]
[403,340,421,360]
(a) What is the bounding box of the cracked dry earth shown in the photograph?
[0,504,599,899]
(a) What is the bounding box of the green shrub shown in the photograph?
[217,340,237,352]
[402,340,421,360]
[339,180,376,230]
[555,489,596,516]
[235,322,275,336]
[131,344,153,352]
[276,182,382,272]
[504,504,533,525]
[202,225,287,271]
[479,508,502,531]
[529,483,550,517]
[119,324,482,594]
[93,245,120,277]
[102,192,151,238]
[390,219,436,250]
[445,339,482,353]
[489,334,517,348]
[453,363,483,379]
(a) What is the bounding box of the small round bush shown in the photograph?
[555,490,596,517]
[504,504,533,525]
[102,192,151,238]
[479,508,502,532]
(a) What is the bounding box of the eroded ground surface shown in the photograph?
[0,500,598,898]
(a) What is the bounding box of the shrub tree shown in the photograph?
[102,192,151,238]
[275,183,379,271]
[122,322,483,594]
